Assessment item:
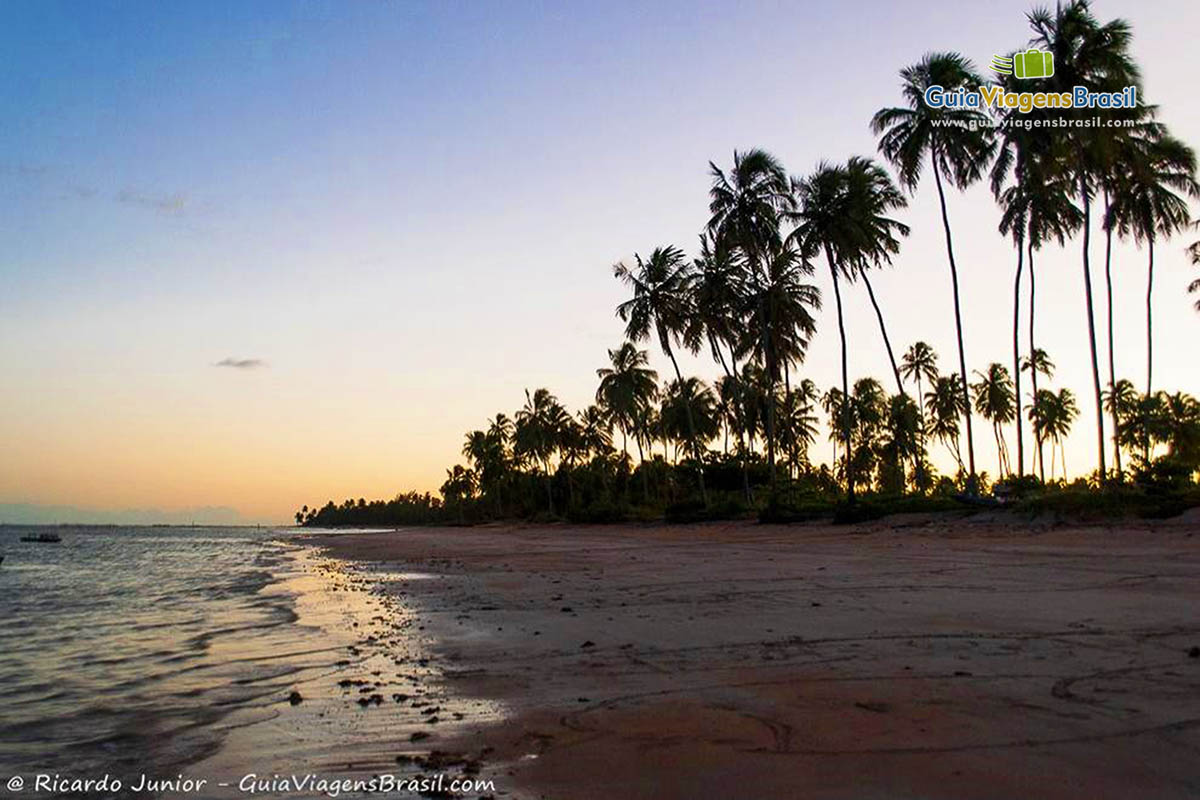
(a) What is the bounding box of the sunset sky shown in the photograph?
[3,0,1199,524]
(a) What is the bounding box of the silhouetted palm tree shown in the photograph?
[873,51,995,490]
[706,149,803,491]
[1103,378,1140,465]
[687,232,754,499]
[1029,0,1143,481]
[842,157,912,395]
[972,364,1016,478]
[596,342,658,501]
[901,341,939,468]
[515,388,566,513]
[733,244,820,486]
[790,157,906,499]
[926,374,967,474]
[1107,132,1197,399]
[615,245,708,504]
[1021,348,1056,480]
[662,378,719,464]
[1030,388,1079,481]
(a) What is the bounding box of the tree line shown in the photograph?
[298,1,1200,528]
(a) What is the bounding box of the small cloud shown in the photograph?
[215,357,266,370]
[116,188,188,215]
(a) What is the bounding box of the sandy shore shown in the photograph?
[311,513,1200,800]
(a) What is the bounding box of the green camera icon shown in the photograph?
[1014,48,1054,79]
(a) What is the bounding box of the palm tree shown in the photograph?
[882,392,923,493]
[514,388,568,514]
[596,342,659,500]
[614,245,708,504]
[872,52,995,490]
[778,380,820,476]
[1103,378,1140,466]
[990,105,1031,479]
[789,157,906,500]
[901,341,939,463]
[707,149,794,265]
[687,232,754,499]
[1030,388,1079,481]
[662,378,719,465]
[842,157,912,396]
[1106,133,1198,399]
[576,405,613,459]
[822,386,849,481]
[1029,0,1144,482]
[706,149,801,491]
[1021,348,1056,480]
[971,364,1016,478]
[926,374,967,475]
[733,243,820,486]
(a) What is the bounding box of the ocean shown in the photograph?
[0,526,315,785]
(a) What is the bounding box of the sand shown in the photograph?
[311,512,1200,799]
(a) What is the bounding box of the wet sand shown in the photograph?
[312,513,1200,800]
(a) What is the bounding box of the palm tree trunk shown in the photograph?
[665,348,707,506]
[826,245,854,502]
[1146,236,1155,398]
[1079,180,1107,482]
[1028,241,1045,482]
[930,159,976,490]
[542,460,555,515]
[1103,193,1122,480]
[634,435,648,503]
[861,270,905,396]
[757,295,779,494]
[1012,241,1025,477]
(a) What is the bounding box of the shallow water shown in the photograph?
[0,526,321,783]
[0,526,504,798]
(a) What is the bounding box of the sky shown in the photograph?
[2,0,1199,524]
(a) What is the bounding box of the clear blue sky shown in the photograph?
[2,1,1198,522]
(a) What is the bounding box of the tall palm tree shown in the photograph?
[614,245,708,503]
[971,364,1016,478]
[872,51,995,490]
[842,157,912,396]
[1029,0,1143,482]
[789,157,906,500]
[707,149,794,265]
[706,149,799,491]
[1021,154,1082,478]
[1106,132,1198,398]
[687,232,754,499]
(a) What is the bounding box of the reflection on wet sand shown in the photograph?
[193,544,505,798]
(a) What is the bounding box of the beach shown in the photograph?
[311,514,1200,800]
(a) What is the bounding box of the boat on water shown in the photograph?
[19,532,62,543]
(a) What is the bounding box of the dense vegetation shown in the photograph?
[299,2,1200,528]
